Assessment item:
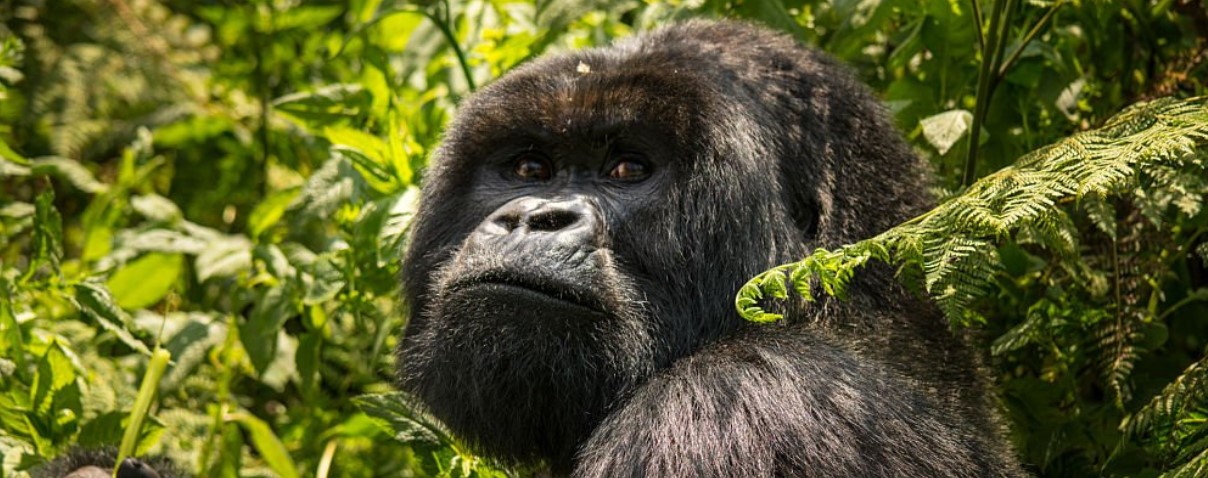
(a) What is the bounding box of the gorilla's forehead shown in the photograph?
[451,51,705,153]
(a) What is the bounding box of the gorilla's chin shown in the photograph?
[398,279,656,466]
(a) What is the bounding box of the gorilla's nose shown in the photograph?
[481,197,601,245]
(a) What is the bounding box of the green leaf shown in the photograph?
[29,189,63,275]
[30,157,107,194]
[195,237,253,282]
[0,137,29,165]
[920,109,973,156]
[354,392,446,447]
[227,412,300,478]
[240,285,295,375]
[760,270,789,299]
[72,283,151,355]
[273,84,371,132]
[30,342,74,416]
[324,127,388,163]
[292,156,359,219]
[302,256,344,305]
[106,253,184,310]
[248,187,301,239]
[272,5,343,31]
[789,263,815,302]
[374,187,420,267]
[78,411,126,447]
[130,194,182,224]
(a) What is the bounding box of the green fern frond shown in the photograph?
[989,307,1045,356]
[737,96,1208,325]
[1162,447,1208,478]
[1097,318,1142,406]
[1126,357,1208,441]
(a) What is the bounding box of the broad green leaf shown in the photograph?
[303,256,345,305]
[81,225,114,262]
[254,244,295,280]
[273,84,371,132]
[160,314,222,390]
[228,412,300,478]
[324,126,388,163]
[920,109,973,156]
[30,189,63,275]
[258,332,298,392]
[72,283,151,355]
[334,147,397,194]
[118,229,208,255]
[729,0,804,37]
[292,156,358,219]
[248,187,301,239]
[240,285,294,375]
[382,184,420,239]
[30,342,74,415]
[130,194,182,224]
[106,253,184,310]
[0,137,29,165]
[273,5,343,31]
[296,331,321,394]
[195,237,253,282]
[0,155,31,176]
[30,157,107,194]
[78,411,126,447]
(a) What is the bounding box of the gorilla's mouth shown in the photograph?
[449,272,608,315]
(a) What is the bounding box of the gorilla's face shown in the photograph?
[398,51,800,468]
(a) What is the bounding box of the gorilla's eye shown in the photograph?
[513,155,553,181]
[608,155,651,181]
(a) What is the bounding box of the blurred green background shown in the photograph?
[1,0,1207,476]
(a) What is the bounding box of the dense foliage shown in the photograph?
[1,0,1205,477]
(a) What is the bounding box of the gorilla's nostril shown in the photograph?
[527,208,581,231]
[490,211,522,233]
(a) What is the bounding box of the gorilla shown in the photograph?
[399,20,1025,477]
[32,449,175,478]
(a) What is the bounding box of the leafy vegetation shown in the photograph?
[1,0,1205,477]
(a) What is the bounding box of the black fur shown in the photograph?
[32,449,179,478]
[399,20,1024,476]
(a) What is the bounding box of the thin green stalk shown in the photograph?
[969,0,986,52]
[963,0,1007,187]
[988,0,1019,89]
[337,1,476,92]
[963,0,1017,187]
[427,0,476,92]
[113,348,171,478]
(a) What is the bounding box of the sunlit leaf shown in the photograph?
[106,253,183,310]
[248,187,300,239]
[920,109,974,156]
[227,412,299,478]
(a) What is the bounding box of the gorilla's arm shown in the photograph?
[574,328,1012,478]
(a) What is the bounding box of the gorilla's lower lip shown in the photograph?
[451,279,607,315]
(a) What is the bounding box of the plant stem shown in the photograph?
[426,0,476,92]
[969,0,986,51]
[963,0,1016,187]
